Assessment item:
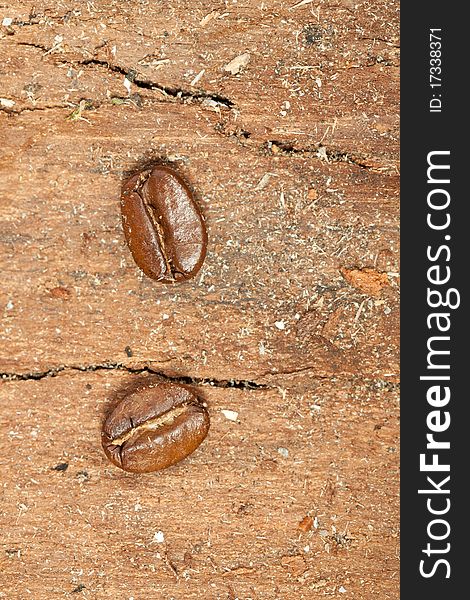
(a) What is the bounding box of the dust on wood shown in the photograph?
[1,1,399,598]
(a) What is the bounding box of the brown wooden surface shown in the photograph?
[1,1,399,598]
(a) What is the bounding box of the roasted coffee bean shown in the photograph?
[102,382,210,473]
[121,165,207,282]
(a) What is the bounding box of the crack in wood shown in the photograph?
[210,125,392,172]
[262,140,377,170]
[76,58,235,108]
[1,363,269,390]
[17,48,234,108]
[15,41,50,51]
[5,42,235,111]
[0,103,70,115]
[1,364,399,389]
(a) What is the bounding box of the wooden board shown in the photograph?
[1,1,399,598]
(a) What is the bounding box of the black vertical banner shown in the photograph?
[401,4,467,598]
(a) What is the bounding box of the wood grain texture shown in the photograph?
[1,1,399,598]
